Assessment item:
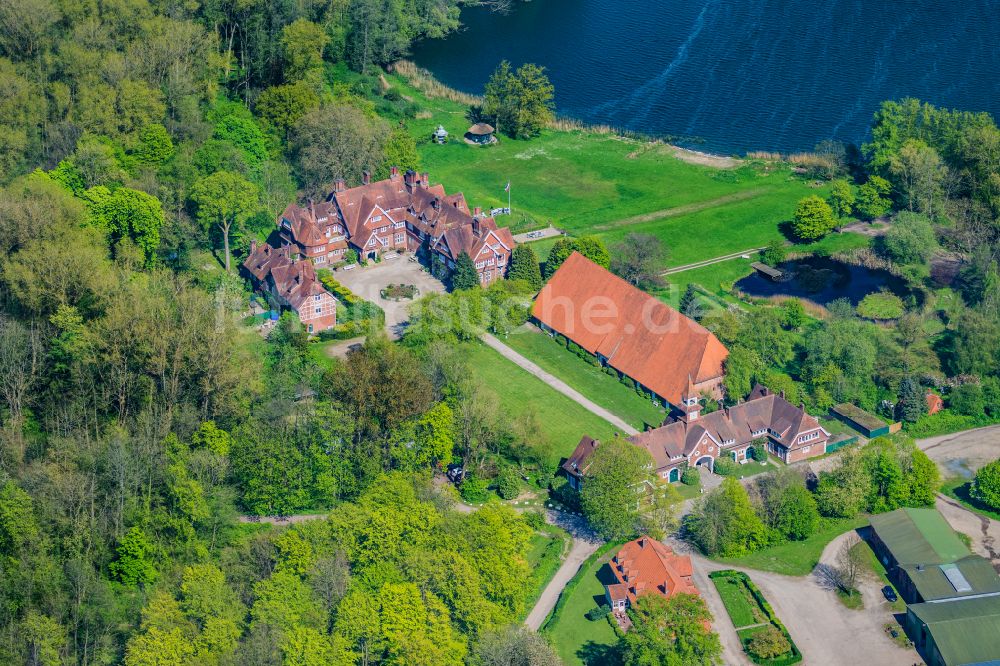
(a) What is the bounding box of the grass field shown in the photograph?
[941,478,1000,522]
[503,327,666,429]
[522,527,572,620]
[543,548,620,665]
[462,342,617,463]
[716,516,869,575]
[711,575,766,628]
[385,70,829,269]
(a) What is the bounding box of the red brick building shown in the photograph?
[242,240,338,334]
[275,168,515,286]
[564,384,831,487]
[605,536,700,618]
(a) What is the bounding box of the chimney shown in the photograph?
[780,389,786,400]
[390,165,400,179]
[404,169,416,190]
[431,197,441,210]
[334,178,346,193]
[800,401,806,412]
[638,537,647,548]
[421,171,430,187]
[472,218,481,236]
[309,198,316,218]
[250,239,258,253]
[473,206,482,217]
[761,387,768,396]
[362,170,371,186]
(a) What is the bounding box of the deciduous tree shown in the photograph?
[190,170,258,272]
[791,195,836,240]
[580,437,654,540]
[610,233,668,289]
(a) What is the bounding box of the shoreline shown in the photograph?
[391,60,747,166]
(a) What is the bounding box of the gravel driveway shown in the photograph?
[332,257,445,338]
[670,533,919,666]
[918,423,1000,479]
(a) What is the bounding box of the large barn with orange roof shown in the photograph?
[532,252,729,409]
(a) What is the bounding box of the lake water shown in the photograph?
[735,257,909,306]
[411,0,1000,154]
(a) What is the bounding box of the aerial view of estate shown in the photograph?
[1,0,999,664]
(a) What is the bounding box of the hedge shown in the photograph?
[708,570,802,666]
[541,540,621,632]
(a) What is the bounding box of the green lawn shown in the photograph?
[941,478,1000,522]
[462,342,618,464]
[711,575,765,628]
[716,516,869,575]
[543,547,620,666]
[522,527,572,620]
[504,327,666,429]
[385,71,827,269]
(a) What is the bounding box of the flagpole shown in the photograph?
[508,179,511,217]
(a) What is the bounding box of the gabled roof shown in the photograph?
[561,436,600,478]
[609,536,699,605]
[626,385,827,469]
[908,595,1000,666]
[532,253,728,406]
[870,508,970,566]
[242,239,336,313]
[902,555,1000,602]
[435,219,514,263]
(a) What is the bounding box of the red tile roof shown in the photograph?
[628,384,828,469]
[607,536,699,606]
[532,253,728,405]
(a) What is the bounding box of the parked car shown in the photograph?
[446,464,465,483]
[882,585,898,603]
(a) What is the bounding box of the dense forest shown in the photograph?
[0,1,565,665]
[1,0,999,663]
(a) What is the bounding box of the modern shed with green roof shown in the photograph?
[830,403,890,437]
[905,595,1000,666]
[868,508,1000,604]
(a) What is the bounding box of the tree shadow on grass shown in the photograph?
[577,640,621,665]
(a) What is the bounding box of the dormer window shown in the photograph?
[752,429,765,437]
[372,215,383,222]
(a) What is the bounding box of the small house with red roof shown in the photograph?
[605,536,700,616]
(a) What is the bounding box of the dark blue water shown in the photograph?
[411,0,1000,154]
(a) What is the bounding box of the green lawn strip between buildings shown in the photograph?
[715,516,869,576]
[542,541,621,666]
[503,327,666,429]
[461,341,618,463]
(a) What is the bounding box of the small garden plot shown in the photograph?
[380,283,419,300]
[709,570,802,665]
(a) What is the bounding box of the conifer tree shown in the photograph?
[507,244,542,290]
[451,252,479,291]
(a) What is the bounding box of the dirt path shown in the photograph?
[917,423,1000,478]
[524,513,601,630]
[480,333,639,436]
[936,494,1000,567]
[674,535,918,666]
[663,248,764,275]
[593,189,765,231]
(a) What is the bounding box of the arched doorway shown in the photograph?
[668,467,680,483]
[694,456,714,473]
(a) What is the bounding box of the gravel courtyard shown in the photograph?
[332,256,445,338]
